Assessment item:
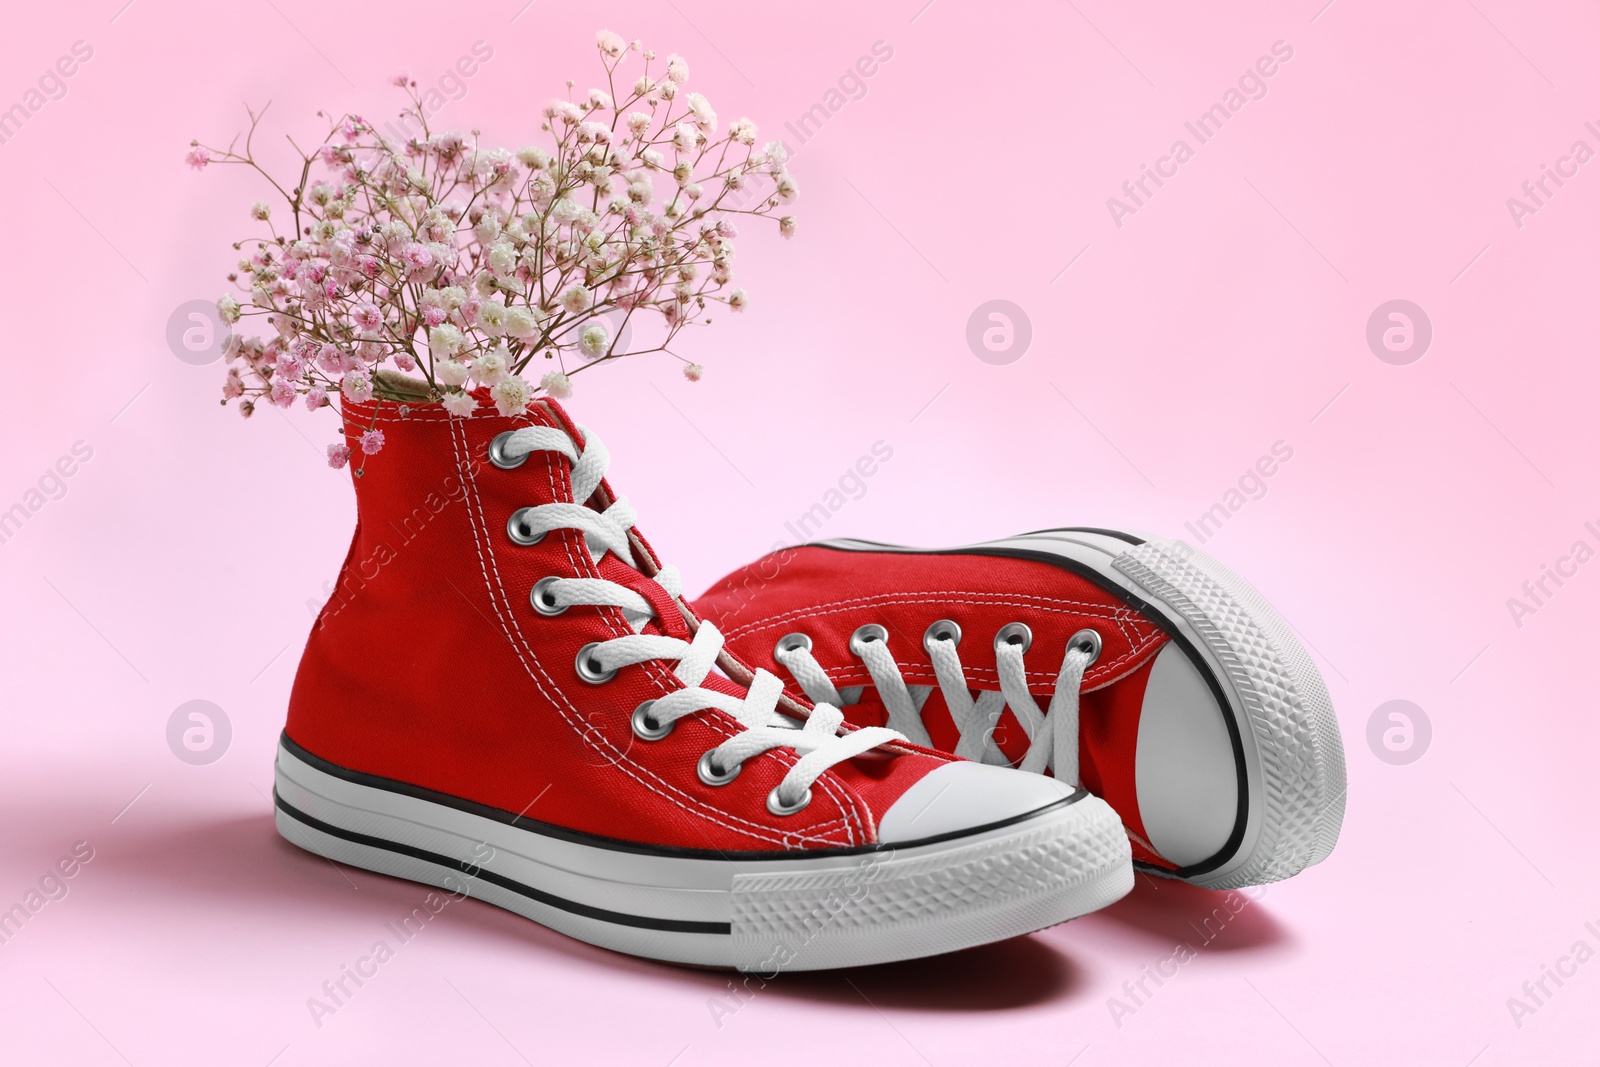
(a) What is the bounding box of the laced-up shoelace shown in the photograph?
[492,425,905,816]
[774,620,1102,783]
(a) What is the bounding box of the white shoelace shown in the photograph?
[776,627,1096,783]
[497,425,905,813]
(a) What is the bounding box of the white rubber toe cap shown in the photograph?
[877,761,1080,844]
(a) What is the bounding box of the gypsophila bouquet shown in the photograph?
[188,30,796,468]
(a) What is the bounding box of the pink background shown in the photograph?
[2,0,1596,1063]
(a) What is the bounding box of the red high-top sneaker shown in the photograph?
[691,529,1347,890]
[277,400,1133,970]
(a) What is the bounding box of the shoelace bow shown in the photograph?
[776,627,1097,783]
[497,425,905,813]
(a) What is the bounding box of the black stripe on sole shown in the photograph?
[278,731,1085,861]
[273,791,733,935]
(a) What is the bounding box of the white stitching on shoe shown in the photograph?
[447,414,873,847]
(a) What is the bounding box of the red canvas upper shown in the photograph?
[692,545,1179,868]
[285,395,946,852]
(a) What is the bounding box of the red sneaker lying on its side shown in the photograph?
[692,529,1347,889]
[277,398,1133,971]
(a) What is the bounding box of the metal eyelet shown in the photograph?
[994,622,1033,654]
[775,632,813,657]
[767,786,812,817]
[529,576,566,616]
[922,619,962,653]
[574,642,616,684]
[848,624,889,656]
[487,431,526,470]
[1068,628,1103,666]
[631,701,673,741]
[696,749,741,786]
[506,507,545,546]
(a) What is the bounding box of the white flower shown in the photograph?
[578,323,610,359]
[478,299,509,336]
[437,359,471,388]
[728,289,748,311]
[491,375,532,416]
[666,54,689,84]
[561,285,593,313]
[488,242,518,277]
[596,29,627,58]
[217,294,241,324]
[540,371,573,399]
[472,343,511,386]
[429,324,464,356]
[686,92,717,133]
[588,88,612,110]
[672,122,698,152]
[729,118,757,145]
[626,111,651,135]
[504,306,542,339]
[442,390,477,417]
[774,175,798,202]
[549,198,584,227]
[683,363,703,382]
[516,146,551,169]
[250,201,271,220]
[779,215,797,239]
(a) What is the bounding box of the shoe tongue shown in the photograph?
[525,398,691,641]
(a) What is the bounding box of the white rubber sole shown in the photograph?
[818,530,1347,889]
[273,739,1134,971]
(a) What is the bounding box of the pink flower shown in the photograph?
[316,345,343,373]
[401,243,435,272]
[275,352,305,381]
[305,386,328,410]
[391,72,413,88]
[683,363,703,382]
[342,371,374,402]
[359,429,385,454]
[270,379,296,408]
[186,146,210,170]
[393,352,417,372]
[327,443,351,469]
[352,304,383,332]
[423,305,447,328]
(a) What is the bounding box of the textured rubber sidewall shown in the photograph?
[1112,537,1347,888]
[272,742,1136,970]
